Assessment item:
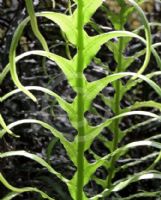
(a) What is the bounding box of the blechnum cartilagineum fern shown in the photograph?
[0,0,161,199]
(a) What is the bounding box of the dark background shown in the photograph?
[0,0,161,199]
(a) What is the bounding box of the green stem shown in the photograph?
[24,0,49,52]
[0,173,54,200]
[107,14,124,189]
[24,0,49,76]
[76,1,85,200]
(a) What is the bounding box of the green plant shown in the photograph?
[1,0,161,199]
[86,1,161,197]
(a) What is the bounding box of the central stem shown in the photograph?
[76,1,85,200]
[107,14,124,188]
